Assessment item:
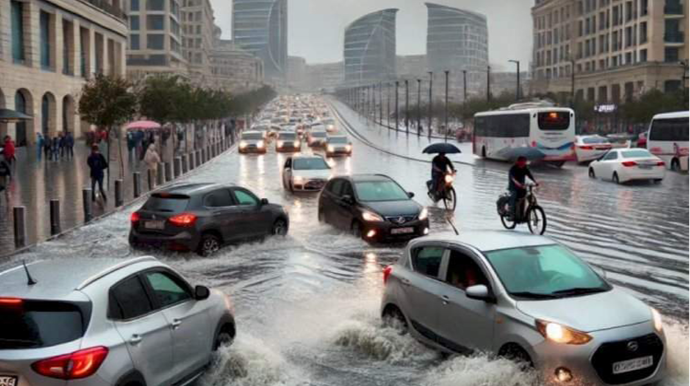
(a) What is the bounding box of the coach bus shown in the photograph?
[646,111,689,172]
[473,105,576,166]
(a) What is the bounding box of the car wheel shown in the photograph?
[498,344,533,370]
[654,179,663,184]
[214,328,235,351]
[271,219,288,236]
[351,221,363,239]
[588,168,596,179]
[198,233,221,257]
[612,172,620,184]
[382,306,408,335]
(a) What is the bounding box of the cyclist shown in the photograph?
[508,156,539,219]
[431,152,456,195]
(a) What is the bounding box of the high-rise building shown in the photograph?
[306,62,344,92]
[232,0,288,81]
[426,3,489,101]
[531,0,689,104]
[0,0,128,144]
[127,0,188,81]
[209,33,264,94]
[181,0,216,87]
[343,9,398,86]
[287,56,307,91]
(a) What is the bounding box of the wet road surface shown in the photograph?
[2,99,688,386]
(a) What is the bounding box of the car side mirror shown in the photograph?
[260,198,269,205]
[408,192,415,198]
[342,194,354,205]
[194,285,210,301]
[466,285,494,303]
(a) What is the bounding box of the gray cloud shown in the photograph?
[211,0,533,70]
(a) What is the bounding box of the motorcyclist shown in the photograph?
[431,152,456,195]
[508,156,539,219]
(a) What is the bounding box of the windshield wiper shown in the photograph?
[510,291,561,299]
[552,287,609,296]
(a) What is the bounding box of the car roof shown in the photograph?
[243,130,262,134]
[328,135,347,139]
[652,111,688,120]
[158,182,231,195]
[344,174,394,183]
[413,230,557,253]
[0,256,159,301]
[292,154,324,160]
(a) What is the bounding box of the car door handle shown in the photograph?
[441,295,450,305]
[171,319,182,330]
[129,334,143,345]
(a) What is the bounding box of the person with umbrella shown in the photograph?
[423,143,459,200]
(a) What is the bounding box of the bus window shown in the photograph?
[650,118,689,141]
[538,112,570,131]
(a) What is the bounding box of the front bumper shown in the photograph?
[129,228,200,252]
[308,140,327,148]
[239,145,267,154]
[361,218,430,242]
[531,322,666,386]
[276,144,301,152]
[292,179,327,191]
[326,147,352,156]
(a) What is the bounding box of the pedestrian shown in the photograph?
[3,136,16,166]
[126,131,135,159]
[58,132,67,158]
[87,145,108,202]
[65,132,75,159]
[43,134,52,160]
[36,132,45,160]
[144,141,161,188]
[0,154,10,203]
[51,135,60,161]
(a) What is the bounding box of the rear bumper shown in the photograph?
[276,145,301,152]
[618,168,665,182]
[239,147,267,154]
[129,228,200,252]
[292,180,327,191]
[326,149,352,157]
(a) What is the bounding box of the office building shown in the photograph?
[343,9,398,86]
[209,34,264,94]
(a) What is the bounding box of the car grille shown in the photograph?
[591,333,664,385]
[304,180,326,190]
[385,215,417,225]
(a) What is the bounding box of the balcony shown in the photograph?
[665,32,685,44]
[664,2,684,15]
[80,0,127,21]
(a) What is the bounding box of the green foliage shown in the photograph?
[78,73,137,129]
[137,74,186,124]
[620,89,688,124]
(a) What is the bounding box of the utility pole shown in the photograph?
[395,81,400,131]
[417,79,422,135]
[379,82,383,125]
[444,70,449,142]
[428,71,433,138]
[387,83,391,128]
[405,79,410,135]
[509,60,520,101]
[462,70,467,102]
[486,66,492,101]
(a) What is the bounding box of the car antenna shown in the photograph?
[22,261,37,285]
[445,216,460,236]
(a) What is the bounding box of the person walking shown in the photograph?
[36,133,45,160]
[65,132,75,159]
[51,135,60,161]
[144,141,161,188]
[3,136,16,166]
[0,154,11,203]
[87,145,108,202]
[43,134,52,160]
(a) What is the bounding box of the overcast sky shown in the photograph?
[210,0,533,71]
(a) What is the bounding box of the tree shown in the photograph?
[138,74,186,125]
[79,73,137,187]
[620,89,688,124]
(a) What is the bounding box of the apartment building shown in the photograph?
[181,0,214,87]
[531,0,688,104]
[209,32,264,94]
[0,0,128,145]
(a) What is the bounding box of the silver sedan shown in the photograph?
[381,231,666,386]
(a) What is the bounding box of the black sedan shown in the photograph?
[130,183,289,256]
[318,175,429,242]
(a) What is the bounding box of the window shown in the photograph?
[147,34,165,49]
[538,112,570,131]
[147,0,165,10]
[144,271,192,308]
[204,189,234,207]
[131,0,140,11]
[354,181,409,202]
[0,300,86,349]
[474,114,530,138]
[109,276,154,320]
[665,47,679,63]
[603,151,618,160]
[130,34,140,50]
[650,118,689,141]
[11,1,25,63]
[147,15,165,30]
[327,179,344,196]
[130,16,140,30]
[445,250,488,290]
[412,247,444,278]
[40,11,52,69]
[233,189,259,206]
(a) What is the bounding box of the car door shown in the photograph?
[396,245,449,342]
[232,188,272,236]
[110,275,174,386]
[320,179,343,224]
[283,158,293,189]
[203,189,244,242]
[334,181,356,229]
[142,270,211,384]
[435,248,496,354]
[597,151,618,180]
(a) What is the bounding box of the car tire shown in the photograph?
[271,219,288,236]
[654,179,663,184]
[382,306,408,335]
[351,221,363,239]
[588,168,596,178]
[198,233,222,257]
[613,172,620,184]
[214,327,235,351]
[498,343,533,370]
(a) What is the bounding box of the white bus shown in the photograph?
[646,111,689,172]
[473,105,576,166]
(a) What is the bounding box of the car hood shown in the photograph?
[516,288,652,333]
[293,169,331,180]
[362,200,420,217]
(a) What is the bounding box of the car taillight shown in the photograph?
[579,145,593,150]
[622,161,637,167]
[168,213,197,227]
[383,266,393,285]
[657,161,665,166]
[32,346,109,380]
[130,212,140,224]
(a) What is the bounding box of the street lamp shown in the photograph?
[395,81,400,131]
[444,70,449,142]
[405,79,410,135]
[379,82,383,125]
[462,70,468,102]
[509,60,521,101]
[428,71,433,139]
[417,79,422,135]
[387,82,391,128]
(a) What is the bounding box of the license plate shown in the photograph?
[144,220,165,230]
[638,165,653,169]
[0,376,18,386]
[391,227,414,235]
[612,356,653,375]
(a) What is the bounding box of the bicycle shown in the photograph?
[428,171,457,211]
[497,184,547,235]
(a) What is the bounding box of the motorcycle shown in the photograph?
[427,171,457,211]
[496,183,547,235]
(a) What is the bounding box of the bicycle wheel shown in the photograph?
[500,214,517,229]
[443,187,457,211]
[527,206,547,235]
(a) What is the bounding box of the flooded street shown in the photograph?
[2,100,688,386]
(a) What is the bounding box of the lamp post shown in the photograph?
[444,70,450,142]
[462,70,468,102]
[379,82,383,125]
[428,71,433,139]
[486,66,492,101]
[509,60,521,101]
[387,82,391,128]
[417,79,422,135]
[395,81,400,131]
[405,79,410,135]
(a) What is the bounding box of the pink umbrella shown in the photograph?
[126,120,161,131]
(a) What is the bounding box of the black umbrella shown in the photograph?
[423,143,462,154]
[0,108,32,123]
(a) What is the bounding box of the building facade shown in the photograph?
[426,3,489,102]
[126,0,187,82]
[181,0,214,86]
[232,0,288,82]
[287,55,307,91]
[209,36,264,94]
[306,61,344,92]
[531,0,689,104]
[343,9,398,86]
[0,0,128,144]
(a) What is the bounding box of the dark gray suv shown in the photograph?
[130,183,289,256]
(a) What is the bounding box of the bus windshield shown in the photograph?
[538,112,570,131]
[650,118,689,141]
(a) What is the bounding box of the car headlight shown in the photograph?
[362,211,384,222]
[294,141,300,147]
[257,141,265,148]
[293,176,305,184]
[536,320,592,345]
[419,208,428,220]
[278,141,284,147]
[346,144,352,152]
[651,308,663,333]
[327,145,335,152]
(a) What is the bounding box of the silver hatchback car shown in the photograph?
[0,256,235,386]
[381,231,666,386]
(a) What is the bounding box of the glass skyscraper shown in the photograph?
[343,9,398,85]
[232,0,288,81]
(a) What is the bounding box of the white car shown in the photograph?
[239,131,267,154]
[326,135,353,157]
[575,135,613,163]
[282,155,332,192]
[589,149,665,184]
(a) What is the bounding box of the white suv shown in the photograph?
[0,256,235,386]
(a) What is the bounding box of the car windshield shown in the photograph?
[329,137,348,144]
[622,150,652,158]
[312,131,327,138]
[242,133,263,140]
[293,158,329,170]
[279,133,297,140]
[485,245,610,300]
[323,119,335,125]
[582,136,609,144]
[355,181,410,202]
